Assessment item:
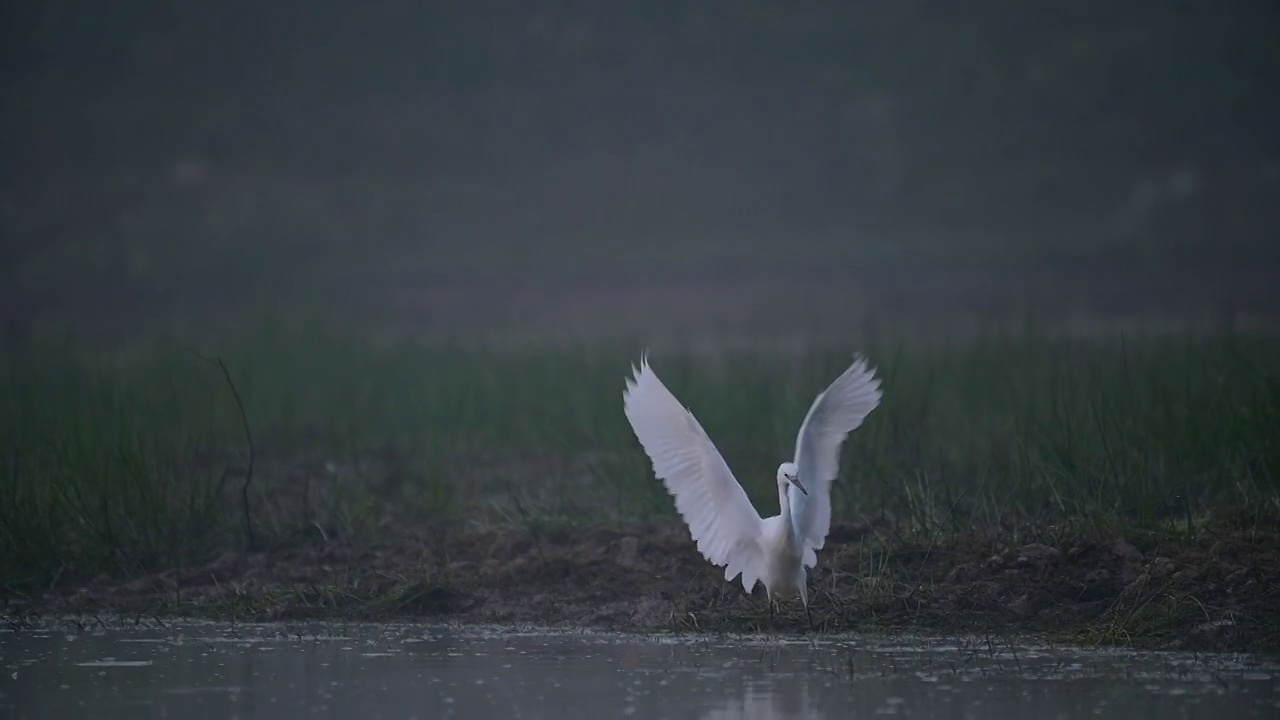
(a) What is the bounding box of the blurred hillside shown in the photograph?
[2,0,1278,342]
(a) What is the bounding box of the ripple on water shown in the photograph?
[1,619,1276,719]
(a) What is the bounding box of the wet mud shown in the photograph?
[9,517,1277,654]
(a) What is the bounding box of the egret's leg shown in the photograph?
[745,587,763,630]
[799,582,813,630]
[748,587,767,630]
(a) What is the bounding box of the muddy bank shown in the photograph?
[6,520,1277,653]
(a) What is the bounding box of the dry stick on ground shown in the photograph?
[188,350,257,551]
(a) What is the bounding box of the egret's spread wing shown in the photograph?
[791,354,882,567]
[623,356,765,591]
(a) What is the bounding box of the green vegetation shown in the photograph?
[2,321,1277,592]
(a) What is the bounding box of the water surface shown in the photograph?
[1,620,1276,719]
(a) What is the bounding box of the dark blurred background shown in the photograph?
[3,0,1278,343]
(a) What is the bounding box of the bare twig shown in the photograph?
[189,350,256,550]
[218,358,256,551]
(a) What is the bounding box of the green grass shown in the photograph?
[2,321,1277,590]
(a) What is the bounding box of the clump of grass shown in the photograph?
[0,342,235,586]
[1,321,1276,593]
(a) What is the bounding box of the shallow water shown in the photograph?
[1,620,1276,719]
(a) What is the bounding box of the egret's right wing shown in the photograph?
[623,355,765,592]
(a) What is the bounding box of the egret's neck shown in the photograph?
[778,483,804,553]
[777,484,793,527]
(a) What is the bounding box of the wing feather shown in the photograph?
[623,355,764,592]
[791,354,882,567]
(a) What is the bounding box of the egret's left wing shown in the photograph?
[790,354,882,567]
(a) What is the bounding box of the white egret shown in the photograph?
[622,353,882,626]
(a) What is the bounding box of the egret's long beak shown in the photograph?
[790,477,809,496]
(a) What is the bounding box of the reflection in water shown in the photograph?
[703,681,817,720]
[0,621,1275,719]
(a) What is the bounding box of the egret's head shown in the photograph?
[776,462,808,496]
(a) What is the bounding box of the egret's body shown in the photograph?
[755,492,806,606]
[622,353,882,624]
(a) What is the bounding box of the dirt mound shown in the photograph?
[8,521,1278,653]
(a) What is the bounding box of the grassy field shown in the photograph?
[2,319,1277,594]
[4,0,1277,648]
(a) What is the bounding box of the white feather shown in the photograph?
[790,354,883,567]
[622,352,882,607]
[622,355,765,592]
